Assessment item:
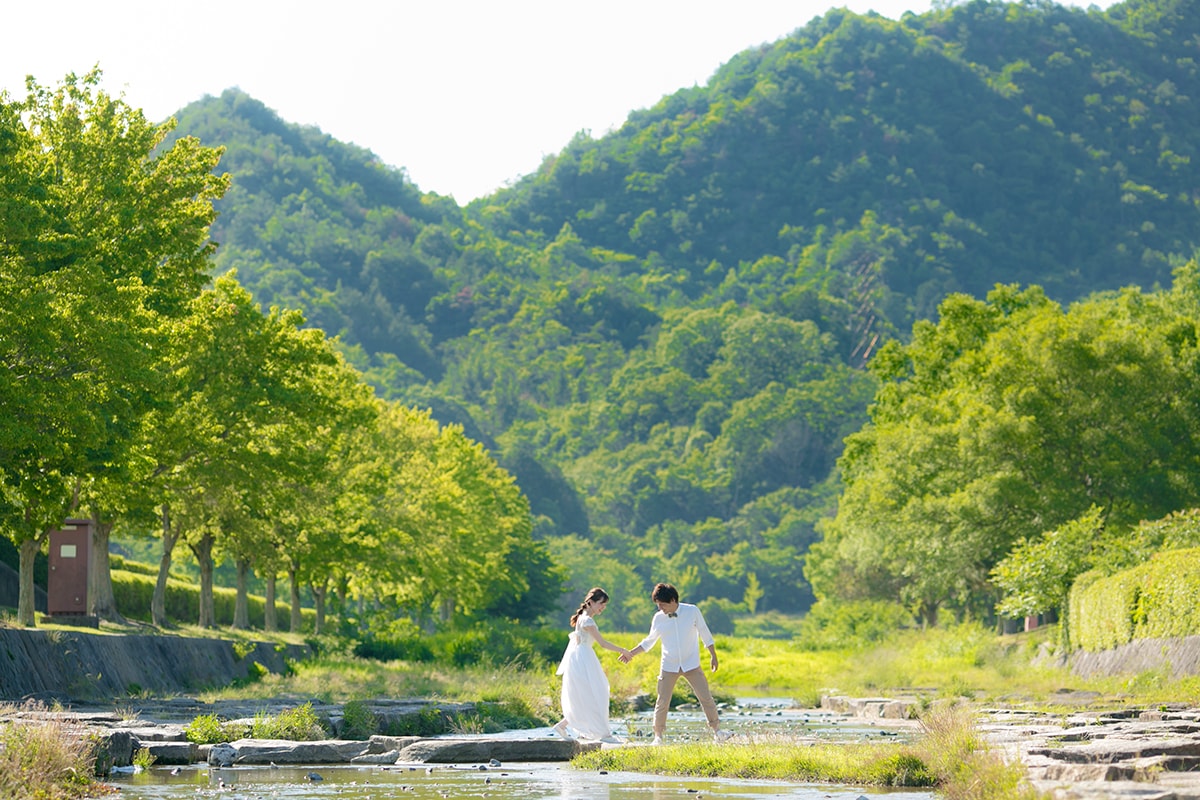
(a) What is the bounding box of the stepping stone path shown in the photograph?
[979,705,1200,799]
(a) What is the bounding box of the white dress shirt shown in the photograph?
[636,602,714,673]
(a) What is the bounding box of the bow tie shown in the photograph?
[668,612,678,618]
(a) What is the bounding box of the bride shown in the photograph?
[553,587,629,742]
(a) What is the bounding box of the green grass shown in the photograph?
[577,704,1046,799]
[575,739,936,786]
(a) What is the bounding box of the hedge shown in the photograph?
[1069,547,1200,651]
[111,568,313,630]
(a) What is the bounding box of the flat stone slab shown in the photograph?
[396,737,598,763]
[224,737,372,764]
[141,741,198,765]
[975,707,1200,799]
[1029,736,1200,764]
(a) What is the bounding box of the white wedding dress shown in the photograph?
[555,612,611,740]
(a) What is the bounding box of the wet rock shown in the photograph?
[351,749,400,764]
[225,738,371,764]
[142,741,197,765]
[91,730,135,776]
[207,743,237,767]
[396,737,598,763]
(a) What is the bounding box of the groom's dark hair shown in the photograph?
[651,583,679,603]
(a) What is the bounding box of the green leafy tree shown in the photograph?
[0,71,226,626]
[812,269,1200,623]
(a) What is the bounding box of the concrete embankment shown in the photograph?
[1066,634,1200,679]
[0,628,310,701]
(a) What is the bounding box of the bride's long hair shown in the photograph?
[569,587,610,627]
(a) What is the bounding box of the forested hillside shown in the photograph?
[167,0,1200,628]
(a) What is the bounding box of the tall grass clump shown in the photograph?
[0,706,104,799]
[916,704,1048,800]
[184,713,249,744]
[250,702,326,740]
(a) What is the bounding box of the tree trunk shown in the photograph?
[18,537,40,628]
[288,559,302,633]
[264,572,277,632]
[87,514,126,623]
[191,532,216,628]
[334,576,348,629]
[233,557,251,630]
[312,579,327,635]
[152,505,179,628]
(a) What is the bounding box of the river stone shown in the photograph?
[207,743,237,766]
[396,737,598,763]
[117,724,189,742]
[363,735,423,754]
[227,738,370,764]
[351,748,400,764]
[1029,736,1200,763]
[143,741,198,765]
[92,730,135,776]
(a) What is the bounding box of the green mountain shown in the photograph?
[166,0,1200,619]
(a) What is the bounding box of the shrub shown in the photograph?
[340,700,378,740]
[381,706,453,737]
[699,597,739,636]
[250,703,326,741]
[430,622,564,667]
[184,713,248,745]
[132,747,156,769]
[795,599,915,651]
[354,634,434,662]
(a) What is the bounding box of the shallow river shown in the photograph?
[106,701,939,800]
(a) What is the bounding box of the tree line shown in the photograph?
[810,263,1200,626]
[0,72,551,631]
[158,0,1200,626]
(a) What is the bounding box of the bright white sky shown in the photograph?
[4,0,1112,203]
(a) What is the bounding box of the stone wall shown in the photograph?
[1068,634,1200,679]
[0,628,310,702]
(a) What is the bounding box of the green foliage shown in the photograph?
[432,622,564,668]
[1069,547,1200,652]
[354,618,564,668]
[813,271,1200,623]
[382,706,454,737]
[353,634,434,663]
[184,714,248,745]
[109,568,307,629]
[992,506,1107,620]
[339,700,378,740]
[250,703,326,741]
[131,747,156,769]
[576,739,936,787]
[10,0,1200,638]
[795,600,916,651]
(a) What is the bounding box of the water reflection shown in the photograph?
[105,702,937,800]
[110,762,938,800]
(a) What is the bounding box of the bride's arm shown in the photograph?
[589,626,630,657]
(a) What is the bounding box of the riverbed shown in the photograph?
[106,701,936,800]
[108,759,938,800]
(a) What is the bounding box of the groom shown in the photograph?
[619,582,730,744]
